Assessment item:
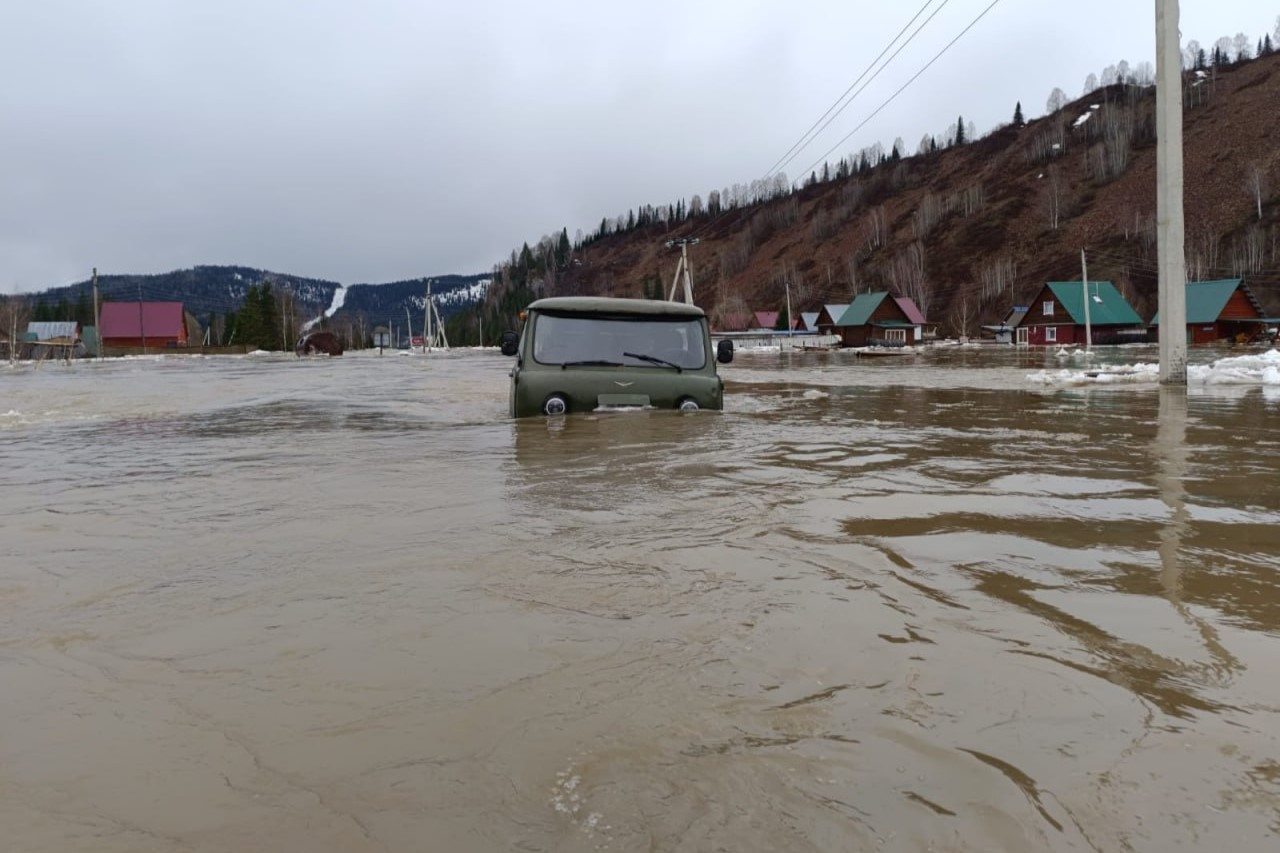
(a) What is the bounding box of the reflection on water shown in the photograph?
[2,348,1279,852]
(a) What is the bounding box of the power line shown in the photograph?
[682,0,1001,249]
[763,0,948,179]
[795,0,1006,181]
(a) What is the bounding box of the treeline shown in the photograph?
[215,282,302,350]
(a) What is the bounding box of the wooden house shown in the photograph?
[814,304,850,335]
[99,302,189,348]
[1019,281,1143,346]
[1150,279,1278,344]
[749,311,780,330]
[833,292,927,347]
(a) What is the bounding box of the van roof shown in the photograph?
[528,297,705,317]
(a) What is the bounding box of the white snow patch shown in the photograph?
[302,285,348,332]
[1074,112,1092,127]
[325,286,347,318]
[1028,349,1280,387]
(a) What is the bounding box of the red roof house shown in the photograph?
[100,302,189,348]
[749,311,780,330]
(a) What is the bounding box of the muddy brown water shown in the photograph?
[2,346,1279,852]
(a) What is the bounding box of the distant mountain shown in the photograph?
[338,275,492,321]
[26,265,490,330]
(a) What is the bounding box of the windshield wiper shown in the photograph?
[559,360,623,369]
[623,352,683,372]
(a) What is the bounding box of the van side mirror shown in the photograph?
[500,330,519,357]
[716,339,734,364]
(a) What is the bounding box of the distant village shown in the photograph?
[711,277,1276,349]
[2,277,1277,361]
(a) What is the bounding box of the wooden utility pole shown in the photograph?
[92,267,102,360]
[426,280,433,352]
[1156,0,1187,383]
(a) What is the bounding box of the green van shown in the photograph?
[501,297,733,417]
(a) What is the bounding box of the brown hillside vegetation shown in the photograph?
[489,52,1280,335]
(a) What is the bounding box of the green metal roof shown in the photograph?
[834,292,889,326]
[528,296,705,317]
[1150,279,1246,325]
[1045,281,1142,326]
[870,320,917,328]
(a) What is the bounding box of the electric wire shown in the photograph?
[763,0,948,180]
[795,0,1006,181]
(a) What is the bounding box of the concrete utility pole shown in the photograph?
[1156,0,1187,384]
[1080,250,1092,351]
[665,238,698,304]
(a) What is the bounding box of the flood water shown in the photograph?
[3,346,1279,852]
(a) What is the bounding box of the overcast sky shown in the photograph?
[2,0,1275,291]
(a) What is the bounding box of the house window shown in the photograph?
[1045,327,1057,342]
[1043,300,1055,316]
[885,329,906,343]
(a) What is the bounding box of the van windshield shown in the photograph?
[532,313,707,370]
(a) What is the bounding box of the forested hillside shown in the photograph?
[470,39,1280,342]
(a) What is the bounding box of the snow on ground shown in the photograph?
[1028,349,1280,386]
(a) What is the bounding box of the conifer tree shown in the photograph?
[955,115,966,145]
[556,228,570,270]
[1013,101,1024,126]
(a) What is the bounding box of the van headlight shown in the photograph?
[544,395,568,416]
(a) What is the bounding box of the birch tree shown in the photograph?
[1246,164,1268,220]
[1233,33,1252,62]
[1043,164,1064,230]
[1215,36,1234,64]
[1183,40,1202,69]
[2,296,31,362]
[1046,87,1067,113]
